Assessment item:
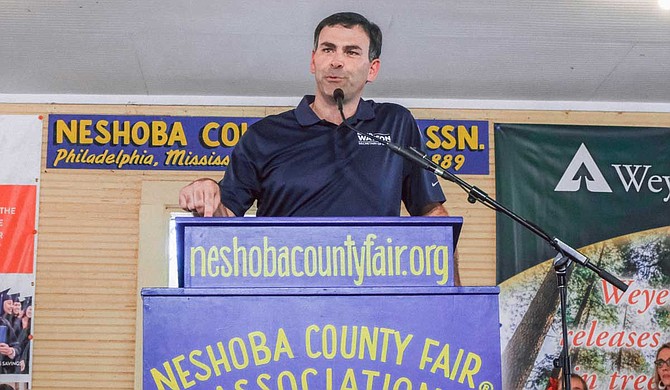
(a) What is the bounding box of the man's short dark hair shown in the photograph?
[313,12,382,62]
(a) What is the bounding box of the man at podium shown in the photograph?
[180,12,459,284]
[179,12,448,220]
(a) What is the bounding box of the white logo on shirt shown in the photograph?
[357,133,391,146]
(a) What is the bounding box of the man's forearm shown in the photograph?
[420,202,449,216]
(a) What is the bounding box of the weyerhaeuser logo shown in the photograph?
[555,143,670,202]
[554,143,612,193]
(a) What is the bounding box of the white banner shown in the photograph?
[1,115,42,389]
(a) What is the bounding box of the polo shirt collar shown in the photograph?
[296,95,376,127]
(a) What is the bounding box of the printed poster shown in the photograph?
[495,124,670,389]
[0,115,42,388]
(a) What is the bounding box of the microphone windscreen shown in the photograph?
[333,88,344,102]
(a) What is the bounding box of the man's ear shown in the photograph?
[310,51,316,74]
[367,58,381,83]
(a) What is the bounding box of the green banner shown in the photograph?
[495,124,669,282]
[494,124,670,389]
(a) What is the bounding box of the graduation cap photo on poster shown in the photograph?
[0,289,10,316]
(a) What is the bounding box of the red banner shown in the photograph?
[0,185,37,273]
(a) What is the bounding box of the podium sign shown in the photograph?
[177,217,463,288]
[144,217,502,390]
[143,286,502,390]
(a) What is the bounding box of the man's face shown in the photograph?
[310,24,380,104]
[3,299,13,315]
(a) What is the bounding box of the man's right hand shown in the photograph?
[179,178,232,217]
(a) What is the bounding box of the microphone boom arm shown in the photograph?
[332,88,628,293]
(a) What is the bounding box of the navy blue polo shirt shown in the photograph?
[219,95,445,217]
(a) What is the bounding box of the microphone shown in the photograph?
[331,89,449,180]
[333,88,344,111]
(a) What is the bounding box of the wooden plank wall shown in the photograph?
[1,102,668,389]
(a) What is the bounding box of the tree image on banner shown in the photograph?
[500,226,670,389]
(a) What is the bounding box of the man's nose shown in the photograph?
[330,52,344,68]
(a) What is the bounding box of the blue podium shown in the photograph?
[142,217,502,390]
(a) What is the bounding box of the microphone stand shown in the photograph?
[333,90,628,390]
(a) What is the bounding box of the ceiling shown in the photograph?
[2,1,670,108]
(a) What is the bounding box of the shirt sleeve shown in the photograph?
[401,112,446,215]
[218,133,261,217]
